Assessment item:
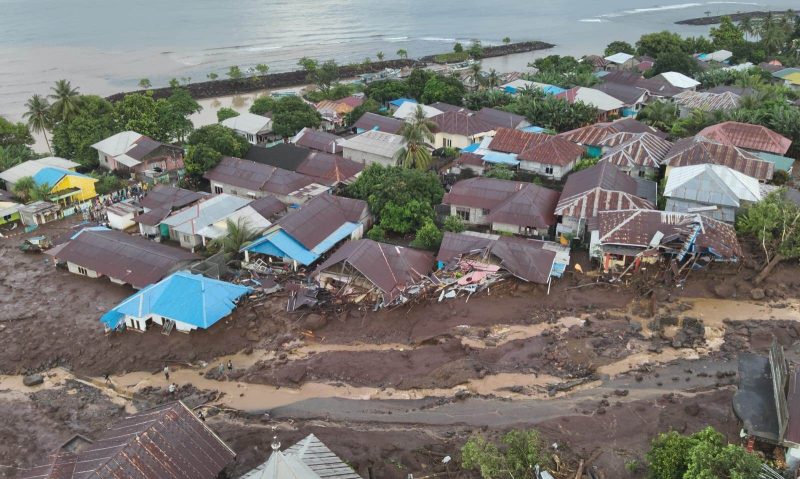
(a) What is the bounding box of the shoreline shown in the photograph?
[676,10,793,26]
[104,40,555,103]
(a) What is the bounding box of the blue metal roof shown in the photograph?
[482,152,520,166]
[101,271,250,330]
[754,151,795,172]
[32,167,90,187]
[311,222,359,255]
[245,230,319,266]
[462,143,481,153]
[389,97,416,107]
[542,85,566,95]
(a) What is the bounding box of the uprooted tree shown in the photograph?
[461,429,551,479]
[736,190,800,284]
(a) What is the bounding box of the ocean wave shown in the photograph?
[579,18,605,22]
[419,37,457,43]
[245,45,283,53]
[706,1,761,5]
[598,2,706,18]
[384,36,409,42]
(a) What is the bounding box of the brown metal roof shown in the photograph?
[314,239,434,301]
[352,112,404,134]
[138,185,205,211]
[277,194,368,249]
[432,110,495,136]
[124,137,182,162]
[247,195,288,220]
[296,151,363,185]
[698,121,792,155]
[437,232,556,284]
[474,107,527,130]
[600,132,673,169]
[665,137,774,181]
[51,228,198,288]
[594,82,647,105]
[455,153,485,167]
[19,401,235,479]
[488,128,549,154]
[204,156,319,194]
[596,209,741,259]
[559,123,620,146]
[556,162,655,219]
[294,129,344,154]
[517,136,584,167]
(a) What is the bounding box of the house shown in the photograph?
[388,97,416,111]
[196,204,274,243]
[555,161,656,237]
[352,111,404,134]
[590,209,741,272]
[0,198,20,226]
[19,401,235,479]
[221,112,273,144]
[339,130,406,167]
[105,201,142,231]
[599,70,687,99]
[772,68,800,89]
[428,102,465,113]
[649,71,700,92]
[555,87,625,120]
[48,227,198,288]
[699,49,733,63]
[392,102,442,121]
[296,151,364,185]
[31,167,98,204]
[0,157,80,191]
[446,152,488,176]
[697,121,792,156]
[316,96,363,129]
[664,137,774,181]
[241,433,362,479]
[598,132,673,178]
[431,109,496,149]
[517,135,583,180]
[663,164,768,223]
[437,232,570,284]
[243,194,370,269]
[18,201,60,226]
[245,143,314,169]
[604,52,638,71]
[559,118,665,157]
[204,156,325,204]
[313,239,434,306]
[291,127,343,154]
[672,90,741,117]
[100,271,250,333]
[473,107,530,130]
[159,193,252,249]
[442,177,560,237]
[90,131,184,179]
[593,82,650,116]
[133,184,206,237]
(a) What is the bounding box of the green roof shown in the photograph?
[754,151,795,173]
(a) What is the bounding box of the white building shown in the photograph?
[340,130,406,167]
[221,113,273,144]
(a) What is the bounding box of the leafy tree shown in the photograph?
[453,42,464,53]
[157,87,201,142]
[604,40,635,56]
[187,123,250,158]
[210,218,259,259]
[410,219,443,250]
[0,145,35,171]
[637,101,678,132]
[464,90,513,110]
[683,35,715,55]
[376,51,384,61]
[48,79,83,123]
[670,108,716,138]
[93,173,123,195]
[112,93,162,140]
[379,199,435,235]
[406,69,434,100]
[461,429,550,479]
[12,176,36,202]
[502,37,511,45]
[530,55,598,88]
[184,144,223,178]
[652,50,699,77]
[421,75,466,105]
[250,95,277,115]
[138,78,152,89]
[366,225,386,241]
[443,215,465,233]
[30,181,52,201]
[270,96,322,138]
[207,72,219,81]
[366,80,409,105]
[636,31,687,57]
[227,66,243,80]
[396,49,408,59]
[1,115,35,149]
[52,95,114,168]
[467,40,484,59]
[573,157,599,172]
[298,58,340,94]
[737,190,800,284]
[710,16,745,51]
[305,82,357,102]
[344,98,381,126]
[485,165,515,180]
[254,63,269,76]
[217,107,240,122]
[398,105,436,170]
[646,427,760,479]
[508,89,598,132]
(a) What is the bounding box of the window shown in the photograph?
[481,208,490,216]
[444,138,452,148]
[544,166,554,175]
[456,208,471,222]
[77,266,88,275]
[183,234,192,244]
[213,185,223,194]
[638,170,646,178]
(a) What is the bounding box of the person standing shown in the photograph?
[163,366,170,381]
[227,360,233,372]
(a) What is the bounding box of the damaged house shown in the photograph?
[442,177,560,238]
[590,209,741,274]
[314,239,434,307]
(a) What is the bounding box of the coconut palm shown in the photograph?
[31,182,52,201]
[211,218,258,259]
[486,69,500,90]
[48,79,83,123]
[23,94,53,154]
[739,16,754,40]
[396,49,408,60]
[398,105,436,170]
[637,101,678,132]
[468,62,483,89]
[12,176,36,202]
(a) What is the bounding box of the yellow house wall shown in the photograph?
[53,175,98,201]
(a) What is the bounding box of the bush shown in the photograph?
[443,215,466,233]
[434,52,470,64]
[366,225,386,241]
[216,107,239,122]
[410,220,443,250]
[93,173,124,195]
[462,429,550,479]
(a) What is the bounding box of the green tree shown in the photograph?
[573,157,599,172]
[270,96,322,138]
[396,49,408,59]
[453,42,464,53]
[48,79,83,123]
[210,218,259,259]
[207,72,219,80]
[365,80,409,105]
[30,181,52,201]
[366,225,386,241]
[647,427,760,479]
[299,58,340,94]
[467,40,484,59]
[379,199,435,235]
[157,87,201,142]
[406,68,434,100]
[112,93,162,140]
[652,50,699,77]
[138,78,152,89]
[636,31,687,57]
[398,105,436,170]
[604,40,635,57]
[509,89,598,132]
[461,429,550,479]
[51,95,114,168]
[254,63,269,76]
[421,75,466,105]
[227,66,243,80]
[710,16,745,51]
[737,190,800,284]
[485,165,515,180]
[184,144,223,178]
[2,115,36,149]
[464,90,514,110]
[187,123,250,157]
[410,219,443,250]
[502,37,511,45]
[637,101,678,132]
[92,173,123,195]
[486,69,500,89]
[376,51,384,61]
[443,215,465,233]
[344,98,381,125]
[217,107,240,122]
[250,95,277,115]
[12,176,36,202]
[0,145,36,171]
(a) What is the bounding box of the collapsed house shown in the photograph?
[436,231,571,295]
[101,271,251,333]
[241,433,362,479]
[19,401,235,479]
[590,209,741,275]
[313,239,434,307]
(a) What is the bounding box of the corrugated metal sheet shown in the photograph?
[474,107,527,130]
[443,178,559,228]
[600,132,673,168]
[293,128,344,154]
[352,112,404,134]
[488,128,547,154]
[139,185,206,211]
[664,164,763,208]
[204,157,318,194]
[556,162,655,219]
[517,136,583,167]
[665,137,774,181]
[242,433,362,479]
[673,91,740,112]
[698,121,792,155]
[432,110,495,136]
[274,194,368,250]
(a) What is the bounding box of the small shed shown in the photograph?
[105,201,143,231]
[19,201,61,227]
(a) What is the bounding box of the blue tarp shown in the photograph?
[542,85,566,95]
[462,143,481,153]
[521,126,547,133]
[245,230,319,266]
[503,86,519,94]
[311,222,359,255]
[482,152,520,166]
[389,97,416,107]
[32,167,89,187]
[101,271,250,330]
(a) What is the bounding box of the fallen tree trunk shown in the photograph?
[754,253,784,285]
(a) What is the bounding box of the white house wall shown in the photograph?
[342,148,398,167]
[67,262,101,279]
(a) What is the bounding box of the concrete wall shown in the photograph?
[342,147,398,168]
[518,159,576,180]
[448,204,489,226]
[665,198,736,223]
[434,133,472,150]
[67,262,101,279]
[108,212,136,231]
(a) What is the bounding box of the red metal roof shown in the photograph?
[698,121,792,155]
[432,110,496,137]
[517,136,584,167]
[556,162,655,219]
[600,132,673,169]
[488,128,548,154]
[204,156,319,194]
[665,137,774,181]
[296,151,363,185]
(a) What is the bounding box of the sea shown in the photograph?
[0,0,796,126]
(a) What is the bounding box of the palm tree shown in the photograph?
[486,69,500,90]
[31,182,52,201]
[13,176,37,202]
[23,94,53,154]
[399,105,436,170]
[211,218,258,259]
[637,101,678,132]
[48,79,83,123]
[396,49,408,60]
[739,17,754,40]
[376,51,385,61]
[468,62,483,89]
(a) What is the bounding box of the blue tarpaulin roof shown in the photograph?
[245,230,320,266]
[32,167,90,187]
[482,152,520,166]
[462,143,481,153]
[389,97,416,107]
[542,85,566,95]
[100,271,250,330]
